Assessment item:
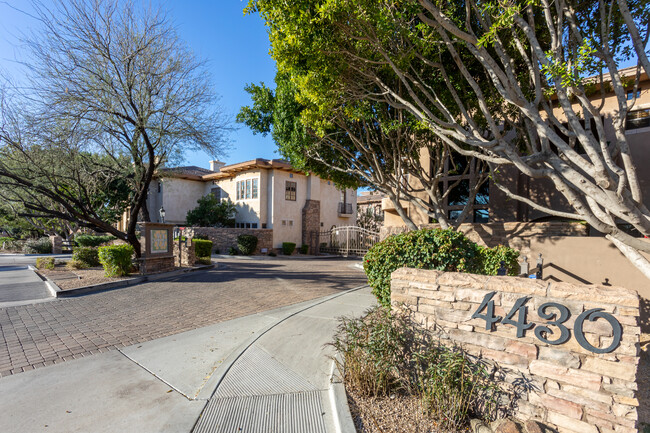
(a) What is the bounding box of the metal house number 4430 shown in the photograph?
[470,292,623,354]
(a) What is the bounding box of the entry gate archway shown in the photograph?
[312,226,380,257]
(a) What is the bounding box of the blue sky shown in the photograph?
[0,0,278,169]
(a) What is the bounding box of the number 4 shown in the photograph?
[471,291,502,330]
[502,297,535,337]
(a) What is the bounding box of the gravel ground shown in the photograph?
[38,267,132,290]
[347,388,459,433]
[347,333,650,433]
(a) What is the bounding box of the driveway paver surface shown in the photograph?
[0,257,366,378]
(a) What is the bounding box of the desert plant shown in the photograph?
[193,239,213,257]
[282,242,296,255]
[35,257,55,270]
[72,247,100,267]
[299,244,309,254]
[237,234,258,255]
[66,259,88,270]
[98,244,134,277]
[330,306,412,397]
[417,344,500,430]
[23,238,52,254]
[331,307,503,430]
[74,234,115,247]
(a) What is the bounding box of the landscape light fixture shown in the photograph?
[159,206,166,223]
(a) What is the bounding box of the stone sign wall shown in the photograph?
[185,227,273,255]
[138,222,175,273]
[390,268,640,433]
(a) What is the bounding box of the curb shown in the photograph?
[328,357,357,433]
[40,263,216,298]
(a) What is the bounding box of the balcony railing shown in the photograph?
[338,202,353,216]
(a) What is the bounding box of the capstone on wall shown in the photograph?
[391,268,640,433]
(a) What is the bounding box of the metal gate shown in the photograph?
[312,226,380,257]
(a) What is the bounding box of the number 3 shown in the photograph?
[535,303,570,345]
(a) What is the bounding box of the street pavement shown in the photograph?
[0,257,374,433]
[0,266,51,305]
[0,256,366,377]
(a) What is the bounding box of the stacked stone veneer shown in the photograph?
[391,268,640,433]
[173,240,196,267]
[302,199,320,253]
[50,235,63,254]
[185,227,273,255]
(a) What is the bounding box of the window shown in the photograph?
[252,223,258,229]
[210,187,221,201]
[236,178,259,200]
[626,108,650,130]
[627,90,641,100]
[285,181,297,201]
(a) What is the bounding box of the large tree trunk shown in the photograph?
[606,234,650,280]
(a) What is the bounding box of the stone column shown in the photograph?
[50,235,63,254]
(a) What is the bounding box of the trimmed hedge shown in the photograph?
[98,244,134,277]
[299,244,309,254]
[75,234,115,247]
[72,247,100,267]
[237,235,258,256]
[23,238,52,254]
[193,239,213,258]
[363,229,519,307]
[282,242,296,255]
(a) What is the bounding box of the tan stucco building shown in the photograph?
[383,67,650,227]
[131,158,356,249]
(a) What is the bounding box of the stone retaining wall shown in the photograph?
[184,227,273,255]
[391,268,640,433]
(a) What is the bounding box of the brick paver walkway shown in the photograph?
[0,258,366,377]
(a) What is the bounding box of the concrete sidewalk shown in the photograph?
[0,265,53,307]
[0,285,375,432]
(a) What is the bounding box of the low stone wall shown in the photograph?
[184,227,273,255]
[391,268,640,433]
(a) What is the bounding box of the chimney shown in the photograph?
[209,160,225,172]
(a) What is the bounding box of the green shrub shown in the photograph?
[228,246,238,255]
[282,242,296,255]
[74,234,115,247]
[23,238,52,254]
[237,234,258,255]
[331,306,503,430]
[363,229,519,307]
[35,257,55,270]
[66,259,88,270]
[0,237,14,248]
[364,229,481,307]
[268,251,277,257]
[72,247,100,267]
[480,244,520,276]
[299,244,309,254]
[193,239,213,257]
[196,256,212,265]
[98,244,134,277]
